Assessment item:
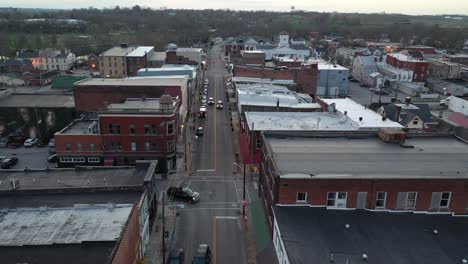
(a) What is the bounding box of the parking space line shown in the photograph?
[196,169,216,172]
[178,207,240,211]
[233,180,240,203]
[216,216,239,220]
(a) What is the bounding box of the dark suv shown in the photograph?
[167,186,200,203]
[1,157,18,169]
[168,248,184,264]
[192,244,211,264]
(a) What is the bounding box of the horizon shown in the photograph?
[2,0,468,16]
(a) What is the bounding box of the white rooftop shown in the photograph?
[0,204,132,246]
[101,46,137,57]
[75,76,189,87]
[126,46,154,57]
[388,52,427,62]
[237,84,320,109]
[233,76,295,85]
[244,112,359,131]
[244,50,265,54]
[321,98,403,129]
[317,63,348,70]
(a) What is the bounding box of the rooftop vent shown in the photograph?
[359,117,363,122]
[362,254,368,261]
[433,229,439,235]
[345,224,350,229]
[120,43,128,48]
[462,259,467,264]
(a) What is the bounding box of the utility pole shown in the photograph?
[250,122,254,181]
[162,192,166,264]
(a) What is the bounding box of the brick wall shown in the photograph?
[166,51,198,65]
[73,85,182,112]
[111,204,141,264]
[277,178,468,214]
[233,65,318,96]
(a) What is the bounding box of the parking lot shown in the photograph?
[348,81,411,106]
[0,146,52,169]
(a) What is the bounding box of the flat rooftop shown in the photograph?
[265,135,468,178]
[0,94,75,108]
[100,45,137,57]
[0,166,148,191]
[233,76,295,85]
[0,204,132,246]
[388,52,427,62]
[126,46,154,57]
[59,119,98,135]
[274,206,468,264]
[137,65,196,78]
[74,75,189,87]
[238,84,320,109]
[104,98,177,112]
[245,112,358,131]
[318,63,348,71]
[321,98,402,129]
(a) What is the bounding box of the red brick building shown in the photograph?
[241,51,266,65]
[259,132,468,227]
[73,76,189,113]
[233,64,318,96]
[407,45,436,55]
[385,53,429,82]
[55,95,180,172]
[165,46,203,66]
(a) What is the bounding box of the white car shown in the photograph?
[216,100,223,109]
[24,138,39,147]
[48,138,55,148]
[208,97,215,105]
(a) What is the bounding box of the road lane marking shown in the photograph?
[214,75,218,172]
[246,186,252,203]
[213,216,217,264]
[178,207,240,211]
[253,182,258,190]
[216,216,239,220]
[196,169,216,172]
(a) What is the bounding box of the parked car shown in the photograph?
[201,99,207,106]
[48,148,57,155]
[192,244,211,264]
[24,138,39,147]
[8,142,21,149]
[0,137,7,148]
[204,78,209,85]
[374,88,390,95]
[1,157,18,169]
[65,70,75,74]
[202,95,207,101]
[47,154,58,163]
[216,100,223,109]
[168,249,185,264]
[360,83,370,87]
[207,97,215,105]
[36,140,47,148]
[48,138,56,148]
[167,186,200,203]
[0,156,5,162]
[196,127,204,137]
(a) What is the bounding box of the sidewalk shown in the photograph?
[143,192,177,264]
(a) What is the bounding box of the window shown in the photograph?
[116,142,122,151]
[144,124,151,135]
[327,192,347,208]
[114,62,117,67]
[131,142,137,151]
[114,70,118,75]
[89,144,95,152]
[145,142,151,151]
[151,125,157,134]
[296,192,307,203]
[108,62,111,67]
[65,143,72,151]
[88,157,100,163]
[255,138,261,149]
[129,124,135,135]
[152,142,157,151]
[109,124,121,134]
[406,192,417,209]
[167,122,174,135]
[412,120,418,125]
[167,141,175,152]
[375,192,386,209]
[76,143,82,152]
[440,192,451,208]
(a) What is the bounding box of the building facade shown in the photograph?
[352,55,378,85]
[55,96,179,172]
[385,53,429,83]
[316,63,349,97]
[428,58,463,79]
[99,44,154,78]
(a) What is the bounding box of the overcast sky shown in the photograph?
[4,0,468,15]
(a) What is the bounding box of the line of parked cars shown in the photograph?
[168,244,212,264]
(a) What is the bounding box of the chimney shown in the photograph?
[391,97,396,103]
[395,106,402,121]
[276,98,280,111]
[405,97,411,105]
[121,43,128,48]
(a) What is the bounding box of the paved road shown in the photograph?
[0,146,51,169]
[170,45,249,264]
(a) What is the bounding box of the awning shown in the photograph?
[104,157,114,166]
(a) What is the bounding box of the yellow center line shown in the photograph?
[212,216,217,264]
[214,74,217,171]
